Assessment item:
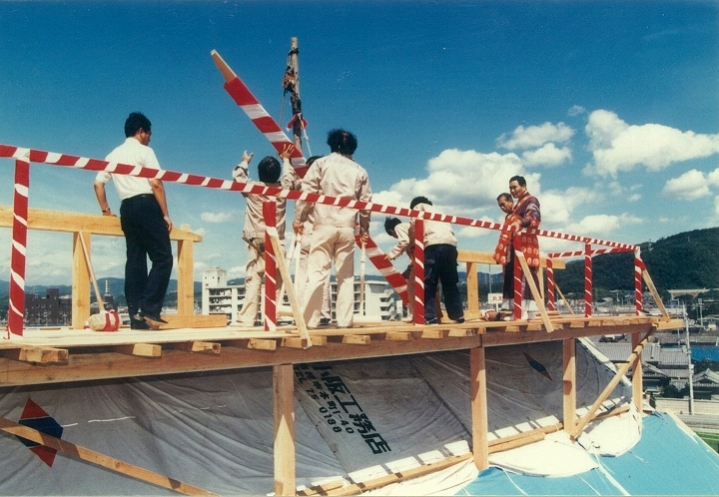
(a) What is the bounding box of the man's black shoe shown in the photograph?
[130,318,150,330]
[426,317,439,325]
[453,317,465,324]
[319,317,331,326]
[133,311,168,329]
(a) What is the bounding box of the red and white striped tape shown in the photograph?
[0,141,637,251]
[546,258,556,312]
[547,246,633,258]
[584,243,593,317]
[355,233,408,305]
[412,219,425,325]
[634,248,644,315]
[263,202,278,331]
[7,155,30,337]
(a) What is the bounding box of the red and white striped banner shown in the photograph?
[412,219,425,325]
[7,155,30,337]
[546,258,556,312]
[634,247,644,315]
[355,233,408,305]
[584,243,593,317]
[263,202,278,331]
[547,246,633,258]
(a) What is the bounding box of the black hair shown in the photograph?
[497,192,512,202]
[384,217,402,236]
[306,155,323,167]
[326,129,357,155]
[258,156,281,183]
[509,175,526,187]
[410,196,432,209]
[124,112,151,138]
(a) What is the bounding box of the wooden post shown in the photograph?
[274,364,296,496]
[176,225,195,316]
[72,231,92,329]
[470,346,488,470]
[631,332,643,411]
[563,338,576,434]
[466,261,479,318]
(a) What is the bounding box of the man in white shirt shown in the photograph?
[94,112,173,330]
[293,129,372,328]
[410,196,464,325]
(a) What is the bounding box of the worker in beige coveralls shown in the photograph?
[293,129,372,329]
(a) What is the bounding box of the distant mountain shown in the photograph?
[555,226,719,298]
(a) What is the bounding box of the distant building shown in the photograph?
[24,288,72,326]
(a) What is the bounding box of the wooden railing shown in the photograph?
[0,206,202,329]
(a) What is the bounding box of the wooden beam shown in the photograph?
[324,454,472,496]
[72,231,92,330]
[114,343,162,357]
[489,431,545,454]
[161,315,228,329]
[515,251,554,332]
[342,334,371,345]
[1,347,68,364]
[631,332,643,412]
[268,234,311,348]
[0,416,217,496]
[0,206,201,241]
[385,331,414,341]
[173,341,221,355]
[470,347,488,470]
[570,328,654,439]
[563,338,576,434]
[421,329,449,339]
[248,339,278,351]
[273,364,296,496]
[466,261,479,316]
[176,233,195,316]
[641,269,670,319]
[457,249,565,269]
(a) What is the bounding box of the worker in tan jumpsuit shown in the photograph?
[293,129,372,328]
[233,144,295,326]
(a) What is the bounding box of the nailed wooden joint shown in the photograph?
[114,343,162,357]
[2,347,69,365]
[342,334,371,345]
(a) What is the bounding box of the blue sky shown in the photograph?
[1,0,718,286]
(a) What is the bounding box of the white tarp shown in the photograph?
[0,338,636,495]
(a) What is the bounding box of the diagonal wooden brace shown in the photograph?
[515,250,554,332]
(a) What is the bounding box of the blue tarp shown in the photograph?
[457,412,719,495]
[692,347,719,362]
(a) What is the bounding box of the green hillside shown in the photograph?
[555,226,719,304]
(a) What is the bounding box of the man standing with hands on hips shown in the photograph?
[94,112,173,330]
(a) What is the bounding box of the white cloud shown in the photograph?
[522,143,572,167]
[496,122,575,150]
[200,211,233,223]
[567,105,586,117]
[585,110,719,177]
[661,169,711,200]
[540,186,603,225]
[715,196,719,219]
[707,168,719,187]
[377,148,535,217]
[566,213,642,236]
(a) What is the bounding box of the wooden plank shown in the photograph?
[0,206,202,241]
[268,234,311,348]
[174,341,221,355]
[457,249,565,269]
[72,232,92,330]
[274,364,295,496]
[1,347,68,364]
[642,269,670,319]
[631,332,643,411]
[385,331,414,341]
[421,329,449,339]
[161,315,228,329]
[0,416,217,496]
[466,261,479,316]
[448,328,476,338]
[488,431,545,454]
[248,339,278,351]
[470,347,488,470]
[515,251,554,332]
[115,343,162,357]
[570,328,654,439]
[176,234,195,316]
[342,334,371,345]
[563,338,576,434]
[327,454,472,496]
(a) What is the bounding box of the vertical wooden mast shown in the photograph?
[285,37,303,152]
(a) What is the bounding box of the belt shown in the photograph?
[122,193,154,204]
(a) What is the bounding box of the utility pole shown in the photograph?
[684,305,695,415]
